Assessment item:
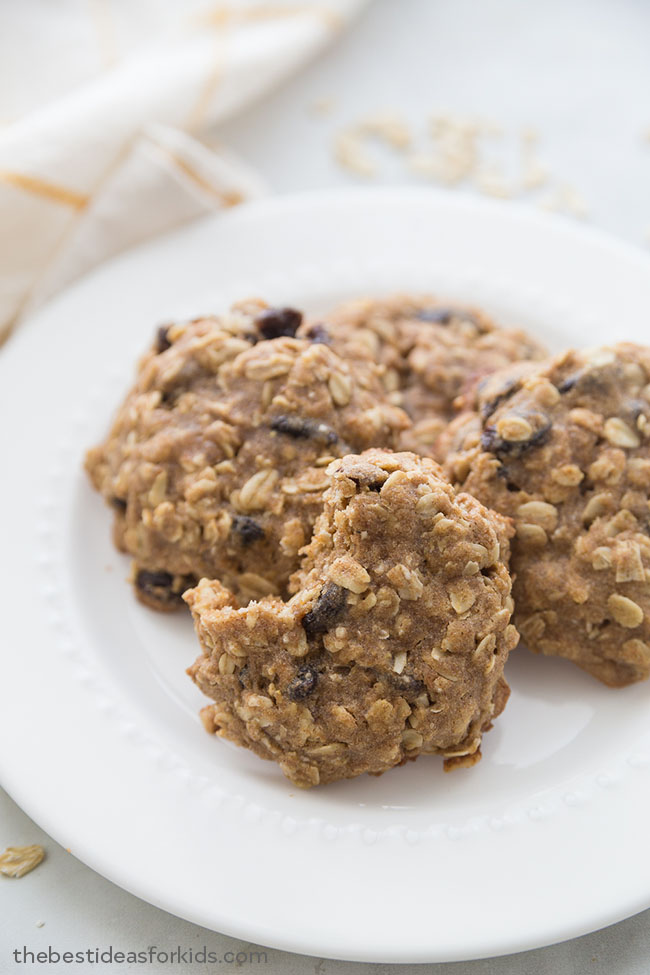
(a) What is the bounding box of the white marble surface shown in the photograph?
[3,0,650,971]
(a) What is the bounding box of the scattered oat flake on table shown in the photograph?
[408,151,464,185]
[333,128,375,177]
[427,114,482,183]
[520,131,550,189]
[521,159,549,190]
[539,189,562,212]
[561,185,589,218]
[332,107,587,213]
[474,166,513,199]
[357,112,411,150]
[521,126,540,145]
[539,184,590,219]
[0,844,45,878]
[35,921,45,928]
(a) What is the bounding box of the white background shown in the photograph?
[3,0,650,972]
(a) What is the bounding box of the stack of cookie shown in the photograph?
[86,297,650,786]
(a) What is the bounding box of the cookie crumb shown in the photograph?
[0,845,45,878]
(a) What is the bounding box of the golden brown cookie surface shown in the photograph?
[186,450,518,787]
[302,296,546,455]
[85,301,409,607]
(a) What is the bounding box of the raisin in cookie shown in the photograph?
[85,301,410,609]
[301,295,546,454]
[185,450,518,787]
[444,344,650,687]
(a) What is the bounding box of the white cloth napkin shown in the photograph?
[0,0,366,340]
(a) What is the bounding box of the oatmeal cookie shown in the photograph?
[185,450,518,787]
[301,296,546,454]
[85,301,410,609]
[444,344,650,687]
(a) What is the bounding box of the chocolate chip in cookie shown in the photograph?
[304,323,331,345]
[286,664,319,701]
[135,569,190,610]
[301,583,348,636]
[155,325,172,353]
[256,307,303,340]
[388,673,426,699]
[480,412,552,458]
[415,306,475,326]
[231,515,265,545]
[270,414,339,445]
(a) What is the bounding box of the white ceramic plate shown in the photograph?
[2,188,650,964]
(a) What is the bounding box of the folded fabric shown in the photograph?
[0,0,367,340]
